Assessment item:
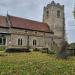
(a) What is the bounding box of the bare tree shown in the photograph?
[57,41,68,59]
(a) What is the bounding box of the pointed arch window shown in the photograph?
[0,37,6,45]
[33,39,36,46]
[18,38,22,46]
[57,10,60,18]
[47,10,49,18]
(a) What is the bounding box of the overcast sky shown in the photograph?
[0,0,75,43]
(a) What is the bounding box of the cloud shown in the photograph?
[0,0,43,21]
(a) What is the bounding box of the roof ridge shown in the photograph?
[9,15,46,24]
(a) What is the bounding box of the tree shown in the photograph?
[57,41,68,59]
[73,6,75,19]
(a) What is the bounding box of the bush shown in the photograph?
[33,48,40,52]
[0,46,5,51]
[57,50,68,59]
[47,50,55,54]
[41,48,48,53]
[6,48,31,53]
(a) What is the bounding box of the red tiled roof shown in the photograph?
[0,15,51,32]
[0,16,8,27]
[10,16,50,32]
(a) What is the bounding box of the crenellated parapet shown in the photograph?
[44,1,64,9]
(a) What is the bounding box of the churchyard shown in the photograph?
[0,51,75,75]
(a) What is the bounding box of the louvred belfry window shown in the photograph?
[47,11,49,18]
[57,10,60,18]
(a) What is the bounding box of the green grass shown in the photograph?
[0,51,75,75]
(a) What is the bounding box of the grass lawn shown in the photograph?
[0,51,75,75]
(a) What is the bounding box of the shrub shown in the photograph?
[0,46,5,51]
[41,48,48,53]
[57,50,68,59]
[57,41,68,59]
[48,50,55,54]
[6,48,31,53]
[33,48,40,52]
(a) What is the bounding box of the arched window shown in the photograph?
[18,38,22,46]
[47,11,49,18]
[57,10,60,18]
[21,39,22,45]
[3,37,6,45]
[33,40,36,46]
[0,38,2,45]
[18,39,20,46]
[0,37,6,45]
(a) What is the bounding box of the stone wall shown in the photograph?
[0,28,53,50]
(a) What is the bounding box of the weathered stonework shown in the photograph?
[0,27,53,50]
[43,1,65,48]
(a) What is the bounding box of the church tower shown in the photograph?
[43,1,65,48]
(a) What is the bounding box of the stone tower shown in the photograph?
[43,1,65,48]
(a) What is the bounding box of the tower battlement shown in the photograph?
[45,1,64,10]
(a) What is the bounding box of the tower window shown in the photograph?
[47,11,49,18]
[33,39,36,46]
[57,10,60,18]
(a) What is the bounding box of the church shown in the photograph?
[0,1,65,51]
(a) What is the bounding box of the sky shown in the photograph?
[0,0,75,43]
